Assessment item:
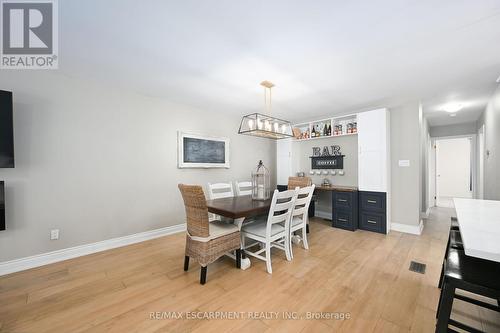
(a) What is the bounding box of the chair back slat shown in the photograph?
[265,189,297,230]
[207,182,234,200]
[291,185,315,219]
[178,184,209,238]
[235,181,252,196]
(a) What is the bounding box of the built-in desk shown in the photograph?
[314,185,358,192]
[315,185,359,231]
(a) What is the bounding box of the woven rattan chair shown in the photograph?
[287,176,312,189]
[178,184,241,284]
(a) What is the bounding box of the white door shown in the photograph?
[276,139,292,186]
[436,138,473,207]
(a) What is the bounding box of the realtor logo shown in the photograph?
[1,0,58,69]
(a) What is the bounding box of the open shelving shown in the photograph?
[292,114,358,141]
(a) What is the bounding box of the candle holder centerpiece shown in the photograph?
[252,160,270,201]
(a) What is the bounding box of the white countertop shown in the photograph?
[453,198,500,263]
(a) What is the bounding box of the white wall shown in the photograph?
[429,122,477,138]
[477,85,500,200]
[290,135,358,214]
[419,105,430,214]
[390,103,421,227]
[0,72,276,262]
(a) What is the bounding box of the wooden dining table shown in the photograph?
[206,195,272,228]
[206,195,272,270]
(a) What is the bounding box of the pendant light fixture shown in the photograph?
[238,81,293,139]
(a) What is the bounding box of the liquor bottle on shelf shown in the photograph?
[323,123,328,136]
[328,124,332,136]
[353,122,357,133]
[311,126,316,137]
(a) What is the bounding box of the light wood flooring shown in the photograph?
[1,207,499,332]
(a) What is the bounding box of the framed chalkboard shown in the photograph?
[178,132,230,168]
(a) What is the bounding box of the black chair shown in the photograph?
[436,247,500,332]
[438,229,464,289]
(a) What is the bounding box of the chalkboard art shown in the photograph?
[311,145,344,169]
[178,132,230,168]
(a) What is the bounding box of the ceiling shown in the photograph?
[58,0,500,125]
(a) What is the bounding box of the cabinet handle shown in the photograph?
[338,199,347,202]
[338,218,348,222]
[367,200,377,204]
[367,220,377,224]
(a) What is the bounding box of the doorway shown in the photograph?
[435,137,473,208]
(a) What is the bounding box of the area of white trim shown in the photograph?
[420,207,431,219]
[314,210,331,220]
[390,220,424,235]
[0,224,186,276]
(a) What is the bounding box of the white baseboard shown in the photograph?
[0,224,186,276]
[314,210,331,220]
[390,220,424,235]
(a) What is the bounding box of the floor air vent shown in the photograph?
[409,261,426,274]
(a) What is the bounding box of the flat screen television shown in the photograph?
[0,90,14,168]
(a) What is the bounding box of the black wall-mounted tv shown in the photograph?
[0,90,14,168]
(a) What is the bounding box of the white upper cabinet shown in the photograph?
[358,108,389,192]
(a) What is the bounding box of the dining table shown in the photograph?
[453,198,500,262]
[206,195,272,270]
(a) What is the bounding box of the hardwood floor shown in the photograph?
[1,208,499,332]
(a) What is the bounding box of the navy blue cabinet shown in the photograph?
[358,191,386,234]
[332,190,358,231]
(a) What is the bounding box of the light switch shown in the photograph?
[398,160,410,167]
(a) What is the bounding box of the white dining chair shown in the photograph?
[288,185,315,259]
[241,189,298,274]
[207,182,234,199]
[234,180,252,196]
[207,182,234,222]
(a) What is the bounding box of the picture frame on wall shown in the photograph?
[177,132,230,168]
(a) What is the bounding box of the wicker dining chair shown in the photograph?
[178,184,241,284]
[287,176,312,189]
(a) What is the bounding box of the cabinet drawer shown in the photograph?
[359,212,386,233]
[333,192,353,210]
[359,191,386,213]
[333,210,356,231]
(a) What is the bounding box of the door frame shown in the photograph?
[477,125,485,199]
[431,134,477,205]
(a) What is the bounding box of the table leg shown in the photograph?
[224,217,251,270]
